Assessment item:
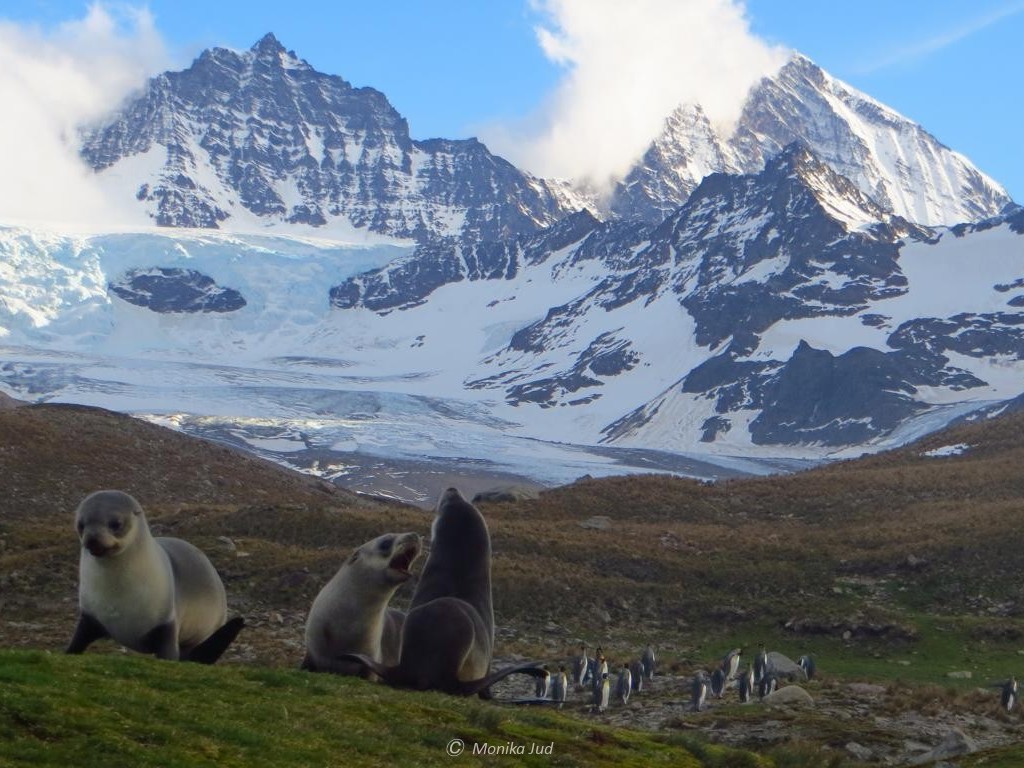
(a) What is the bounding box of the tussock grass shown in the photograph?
[5,403,1024,759]
[0,651,766,768]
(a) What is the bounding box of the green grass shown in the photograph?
[5,403,1024,762]
[0,651,771,768]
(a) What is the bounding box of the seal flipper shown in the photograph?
[66,613,109,654]
[142,621,180,660]
[335,652,394,681]
[459,663,550,698]
[183,617,245,665]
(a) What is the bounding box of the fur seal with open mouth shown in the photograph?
[338,487,544,696]
[66,490,243,663]
[302,531,421,675]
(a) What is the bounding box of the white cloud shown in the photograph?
[0,3,168,228]
[480,0,788,186]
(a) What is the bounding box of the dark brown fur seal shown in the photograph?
[339,487,543,696]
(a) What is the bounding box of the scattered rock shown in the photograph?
[845,742,873,761]
[217,535,237,551]
[762,685,814,708]
[904,553,928,569]
[847,683,887,696]
[472,485,540,504]
[315,480,338,495]
[946,670,972,680]
[910,728,978,765]
[766,651,807,681]
[580,516,612,530]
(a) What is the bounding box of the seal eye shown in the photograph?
[76,521,84,535]
[378,536,394,553]
[109,520,123,534]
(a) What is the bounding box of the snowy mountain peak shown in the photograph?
[612,52,1012,228]
[763,141,900,232]
[250,31,287,56]
[80,36,583,243]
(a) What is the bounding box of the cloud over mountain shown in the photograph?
[0,4,168,227]
[480,0,788,186]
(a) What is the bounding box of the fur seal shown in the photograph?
[302,532,421,675]
[339,487,544,696]
[66,490,243,663]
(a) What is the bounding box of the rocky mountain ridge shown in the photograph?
[81,33,587,243]
[610,54,1012,227]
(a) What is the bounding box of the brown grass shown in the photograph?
[2,403,1024,676]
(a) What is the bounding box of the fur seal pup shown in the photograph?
[67,490,243,663]
[339,487,544,696]
[302,532,421,675]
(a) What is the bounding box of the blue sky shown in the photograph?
[2,0,1022,203]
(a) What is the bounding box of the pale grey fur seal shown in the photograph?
[67,490,243,663]
[338,487,545,696]
[302,532,421,675]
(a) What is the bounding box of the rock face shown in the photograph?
[108,268,246,313]
[910,728,979,765]
[331,142,1024,453]
[611,54,1012,227]
[12,35,1021,461]
[81,34,586,243]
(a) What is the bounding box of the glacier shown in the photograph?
[0,224,814,504]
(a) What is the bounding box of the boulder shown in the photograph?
[763,685,814,708]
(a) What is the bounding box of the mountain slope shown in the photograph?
[4,401,1024,762]
[3,149,1022,474]
[81,34,586,243]
[611,54,1012,227]
[331,145,1024,455]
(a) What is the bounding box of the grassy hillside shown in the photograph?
[1,650,775,768]
[2,402,1024,762]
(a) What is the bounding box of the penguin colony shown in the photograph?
[62,489,1022,715]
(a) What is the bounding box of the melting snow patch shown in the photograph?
[922,443,971,458]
